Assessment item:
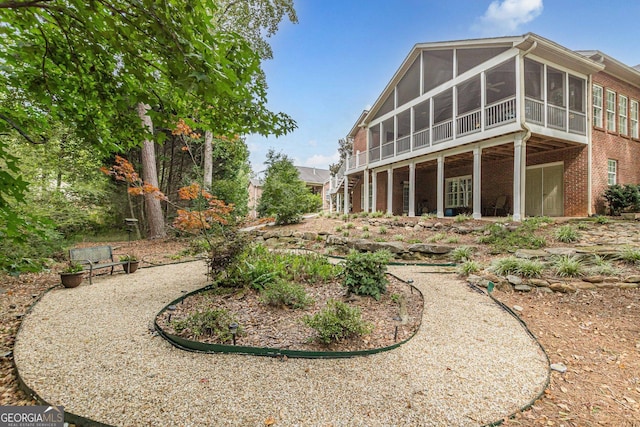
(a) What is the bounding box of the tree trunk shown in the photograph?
[203,130,213,190]
[137,102,166,239]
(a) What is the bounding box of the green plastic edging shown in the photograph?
[155,274,424,359]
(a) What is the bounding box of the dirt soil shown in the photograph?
[2,218,640,426]
[156,276,423,352]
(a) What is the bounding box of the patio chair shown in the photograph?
[486,195,508,216]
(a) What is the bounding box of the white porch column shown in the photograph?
[437,155,444,218]
[386,167,393,215]
[343,177,349,214]
[408,162,416,217]
[363,171,370,213]
[371,171,377,213]
[330,194,333,213]
[473,147,482,219]
[336,193,341,213]
[512,134,526,221]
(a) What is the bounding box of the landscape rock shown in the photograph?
[572,282,597,290]
[326,235,348,245]
[550,363,567,373]
[507,275,523,286]
[408,243,452,254]
[617,282,639,289]
[623,275,640,283]
[527,278,549,287]
[514,284,532,292]
[545,247,576,256]
[582,275,604,283]
[512,305,523,312]
[549,283,577,293]
[515,249,548,259]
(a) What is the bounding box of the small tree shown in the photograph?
[604,184,640,215]
[257,150,320,225]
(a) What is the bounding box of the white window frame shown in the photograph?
[606,90,616,132]
[608,159,617,186]
[631,100,639,139]
[593,85,603,128]
[619,95,628,135]
[445,175,472,208]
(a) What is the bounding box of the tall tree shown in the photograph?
[0,0,296,236]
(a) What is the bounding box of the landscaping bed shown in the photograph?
[155,275,423,353]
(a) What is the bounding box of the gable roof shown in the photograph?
[576,50,640,88]
[295,166,330,185]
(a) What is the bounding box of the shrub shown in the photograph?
[370,211,384,218]
[594,216,609,224]
[335,225,343,232]
[491,256,543,278]
[261,280,313,309]
[343,250,392,300]
[554,225,580,243]
[392,234,404,241]
[362,225,369,232]
[445,236,460,244]
[171,308,239,342]
[428,232,446,243]
[361,232,370,239]
[454,213,471,223]
[478,220,547,253]
[587,255,618,276]
[619,246,640,264]
[379,226,388,234]
[457,260,480,276]
[603,184,640,215]
[345,222,354,229]
[451,246,474,263]
[553,255,584,277]
[303,299,373,344]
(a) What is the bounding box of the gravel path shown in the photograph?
[14,261,548,426]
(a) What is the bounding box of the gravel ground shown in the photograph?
[14,261,548,426]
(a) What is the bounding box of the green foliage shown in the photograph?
[554,225,580,243]
[457,260,481,276]
[261,280,313,309]
[303,299,373,344]
[594,216,609,224]
[587,255,618,276]
[618,246,640,264]
[378,226,388,234]
[370,211,384,218]
[392,234,404,241]
[62,261,84,273]
[171,308,239,342]
[345,222,354,229]
[362,225,369,232]
[445,236,460,244]
[603,184,640,215]
[478,220,547,253]
[361,232,370,239]
[454,213,472,223]
[342,250,391,300]
[491,256,544,278]
[451,246,474,263]
[257,151,320,225]
[428,232,446,243]
[553,255,584,277]
[224,244,339,289]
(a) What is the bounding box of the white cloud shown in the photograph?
[302,152,340,169]
[474,0,543,35]
[308,139,318,147]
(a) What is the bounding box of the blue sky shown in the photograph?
[245,0,640,174]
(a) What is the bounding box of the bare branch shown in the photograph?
[0,112,46,144]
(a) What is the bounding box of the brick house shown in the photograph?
[329,33,640,219]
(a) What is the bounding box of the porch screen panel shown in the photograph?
[524,59,543,99]
[547,67,565,107]
[457,76,481,114]
[456,47,509,75]
[433,89,453,123]
[485,59,516,104]
[397,57,420,107]
[373,92,395,120]
[369,125,381,162]
[568,76,585,113]
[423,49,453,94]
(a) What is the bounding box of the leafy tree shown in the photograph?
[257,150,321,225]
[0,0,296,238]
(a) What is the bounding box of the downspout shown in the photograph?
[517,40,537,219]
[587,54,604,216]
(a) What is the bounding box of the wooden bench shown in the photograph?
[69,246,127,285]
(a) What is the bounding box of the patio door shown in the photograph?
[525,163,564,217]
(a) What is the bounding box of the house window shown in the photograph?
[631,100,639,138]
[619,95,628,135]
[445,175,472,208]
[593,85,603,128]
[368,181,373,210]
[608,159,617,185]
[606,90,616,132]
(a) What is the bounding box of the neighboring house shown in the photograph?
[330,33,640,219]
[248,166,331,218]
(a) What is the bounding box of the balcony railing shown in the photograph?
[433,120,453,144]
[344,93,586,172]
[382,141,394,159]
[456,109,481,136]
[396,135,411,154]
[486,97,516,128]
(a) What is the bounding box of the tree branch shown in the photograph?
[0,0,53,9]
[0,112,46,144]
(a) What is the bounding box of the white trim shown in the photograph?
[526,161,564,171]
